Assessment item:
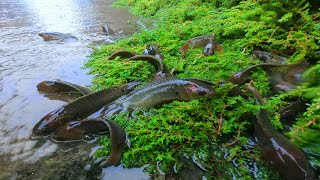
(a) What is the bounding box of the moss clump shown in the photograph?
[87,0,320,178]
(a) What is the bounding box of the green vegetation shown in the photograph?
[86,0,320,178]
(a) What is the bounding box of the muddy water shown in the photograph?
[0,0,149,179]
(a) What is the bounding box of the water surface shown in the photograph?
[0,0,149,179]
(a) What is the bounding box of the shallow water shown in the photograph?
[0,0,150,179]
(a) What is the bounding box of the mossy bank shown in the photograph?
[85,0,320,179]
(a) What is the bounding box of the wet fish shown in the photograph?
[52,118,127,167]
[32,81,141,138]
[51,118,109,142]
[279,98,307,119]
[180,34,214,53]
[228,61,306,85]
[142,43,164,60]
[98,77,215,118]
[127,55,171,80]
[37,80,92,96]
[180,34,223,55]
[99,119,126,168]
[102,24,115,36]
[107,50,137,60]
[253,50,287,64]
[248,82,314,180]
[38,32,78,42]
[203,40,224,56]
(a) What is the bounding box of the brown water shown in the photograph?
[0,0,150,179]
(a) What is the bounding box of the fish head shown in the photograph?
[31,108,66,138]
[51,121,86,142]
[36,80,56,92]
[38,33,51,41]
[179,79,215,100]
[51,119,109,142]
[203,43,214,56]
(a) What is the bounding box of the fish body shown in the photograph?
[38,32,78,42]
[229,61,306,85]
[51,118,109,142]
[127,55,171,80]
[37,80,92,95]
[102,25,115,36]
[32,81,140,137]
[253,50,287,64]
[99,77,215,118]
[248,84,314,180]
[99,119,126,168]
[52,118,126,167]
[180,34,214,53]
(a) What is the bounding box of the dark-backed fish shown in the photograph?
[248,82,314,180]
[229,61,306,85]
[99,119,126,168]
[142,43,164,59]
[32,81,140,138]
[107,50,137,60]
[180,34,214,53]
[98,77,215,118]
[180,34,223,55]
[38,32,78,42]
[253,50,287,64]
[102,25,115,36]
[127,55,171,80]
[51,118,109,142]
[37,80,92,96]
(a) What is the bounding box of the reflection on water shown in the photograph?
[0,0,140,179]
[24,0,93,34]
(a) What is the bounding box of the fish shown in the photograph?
[107,50,137,60]
[180,34,214,53]
[37,80,92,96]
[180,34,223,55]
[107,46,170,80]
[98,77,215,118]
[32,81,141,138]
[51,118,109,142]
[38,32,78,42]
[127,55,171,80]
[102,25,115,36]
[253,50,287,64]
[279,98,307,119]
[248,82,314,180]
[142,43,164,59]
[228,60,306,85]
[99,119,126,168]
[52,118,127,167]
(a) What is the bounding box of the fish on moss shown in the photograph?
[248,82,314,180]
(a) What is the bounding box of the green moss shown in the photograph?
[87,0,320,178]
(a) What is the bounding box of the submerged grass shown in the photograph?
[86,0,320,178]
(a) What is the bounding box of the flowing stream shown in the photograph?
[0,0,150,179]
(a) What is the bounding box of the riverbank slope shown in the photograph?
[86,0,320,178]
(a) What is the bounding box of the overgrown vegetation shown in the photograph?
[85,0,320,179]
